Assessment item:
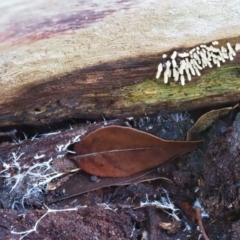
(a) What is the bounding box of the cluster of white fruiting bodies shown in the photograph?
[156,42,240,85]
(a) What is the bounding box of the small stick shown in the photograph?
[195,206,209,240]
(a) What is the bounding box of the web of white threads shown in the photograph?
[140,188,181,221]
[156,42,240,86]
[10,204,84,240]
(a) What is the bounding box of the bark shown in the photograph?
[0,0,240,126]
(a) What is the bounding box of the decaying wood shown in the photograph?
[0,119,123,208]
[0,0,240,126]
[0,119,123,171]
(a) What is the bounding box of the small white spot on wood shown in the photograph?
[235,43,240,51]
[212,41,219,45]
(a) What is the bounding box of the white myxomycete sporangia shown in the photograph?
[235,43,240,51]
[156,42,240,86]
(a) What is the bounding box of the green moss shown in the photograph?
[119,64,240,107]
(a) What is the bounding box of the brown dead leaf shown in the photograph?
[187,104,239,141]
[71,126,201,177]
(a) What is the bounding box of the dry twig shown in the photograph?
[195,206,209,240]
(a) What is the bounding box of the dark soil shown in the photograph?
[0,110,240,240]
[201,112,240,233]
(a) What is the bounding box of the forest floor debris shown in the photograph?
[0,110,239,239]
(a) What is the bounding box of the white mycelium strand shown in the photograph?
[156,41,239,85]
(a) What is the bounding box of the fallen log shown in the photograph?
[0,0,239,126]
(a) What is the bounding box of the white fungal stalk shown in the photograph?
[156,42,240,85]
